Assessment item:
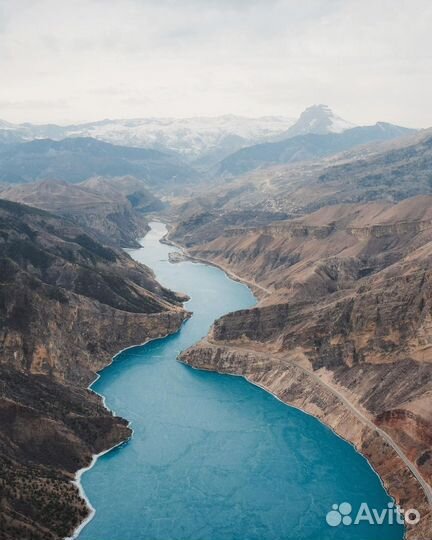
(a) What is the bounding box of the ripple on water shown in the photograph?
[78,222,404,540]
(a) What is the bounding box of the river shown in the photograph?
[78,222,403,540]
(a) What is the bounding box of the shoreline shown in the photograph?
[161,232,271,300]
[169,233,431,539]
[177,356,404,525]
[66,227,192,539]
[66,318,191,539]
[68,225,429,540]
[66,336,153,540]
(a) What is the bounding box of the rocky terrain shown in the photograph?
[1,112,431,539]
[0,199,189,540]
[171,128,432,240]
[173,194,432,538]
[0,177,163,248]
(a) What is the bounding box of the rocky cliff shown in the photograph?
[176,196,432,538]
[0,199,189,540]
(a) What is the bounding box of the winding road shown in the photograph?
[202,339,432,508]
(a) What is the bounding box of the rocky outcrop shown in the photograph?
[0,199,189,540]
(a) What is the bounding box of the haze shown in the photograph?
[1,0,431,127]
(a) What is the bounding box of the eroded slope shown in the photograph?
[0,200,188,540]
[176,196,432,539]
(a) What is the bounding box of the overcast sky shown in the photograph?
[1,0,431,127]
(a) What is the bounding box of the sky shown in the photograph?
[0,0,431,127]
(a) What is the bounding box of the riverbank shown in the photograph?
[161,231,271,300]
[168,233,431,540]
[66,320,191,540]
[75,221,401,540]
[180,341,432,539]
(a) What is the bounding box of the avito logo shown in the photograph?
[326,502,420,527]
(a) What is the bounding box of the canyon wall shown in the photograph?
[0,200,188,540]
[173,196,432,538]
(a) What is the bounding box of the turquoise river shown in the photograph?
[77,222,404,540]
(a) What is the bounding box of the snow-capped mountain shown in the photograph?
[0,107,357,164]
[0,119,26,143]
[281,104,356,138]
[0,115,295,165]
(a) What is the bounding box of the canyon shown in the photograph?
[172,195,432,539]
[77,222,402,540]
[0,112,431,540]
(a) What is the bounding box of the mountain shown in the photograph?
[220,129,432,216]
[0,120,24,143]
[0,199,189,540]
[0,137,197,189]
[280,104,355,137]
[173,196,432,539]
[0,177,163,247]
[0,109,412,171]
[169,129,432,539]
[0,115,295,165]
[170,130,432,255]
[217,122,416,176]
[80,175,164,213]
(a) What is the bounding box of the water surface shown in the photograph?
[79,222,403,540]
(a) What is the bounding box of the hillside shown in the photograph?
[0,177,163,248]
[0,199,189,540]
[0,137,197,189]
[217,122,415,176]
[172,129,432,238]
[80,176,163,214]
[175,196,432,539]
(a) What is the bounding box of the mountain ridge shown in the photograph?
[0,177,163,248]
[217,122,416,176]
[0,137,197,189]
[0,199,189,540]
[0,115,295,164]
[0,106,404,167]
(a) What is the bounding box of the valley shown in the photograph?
[76,223,403,540]
[3,0,432,538]
[0,105,431,540]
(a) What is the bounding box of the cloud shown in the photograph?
[0,98,70,113]
[0,0,431,127]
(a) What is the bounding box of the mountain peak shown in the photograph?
[284,104,356,138]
